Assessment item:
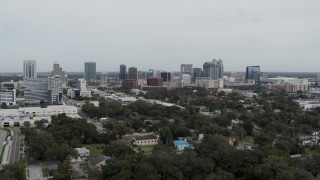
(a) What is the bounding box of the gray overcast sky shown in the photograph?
[1,0,320,72]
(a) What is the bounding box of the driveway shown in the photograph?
[28,165,47,180]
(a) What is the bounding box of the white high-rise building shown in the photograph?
[23,60,37,80]
[101,73,108,85]
[77,79,87,91]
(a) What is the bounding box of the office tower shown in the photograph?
[246,66,261,82]
[101,73,108,85]
[84,62,96,82]
[180,64,193,79]
[161,72,172,82]
[147,77,163,86]
[192,68,203,82]
[203,59,223,80]
[230,72,245,82]
[128,67,138,80]
[260,72,268,80]
[52,62,67,85]
[24,76,62,104]
[181,74,191,86]
[77,79,87,91]
[53,62,60,76]
[23,60,37,80]
[119,64,127,80]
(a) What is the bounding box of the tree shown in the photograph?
[103,141,135,157]
[40,99,47,108]
[1,102,8,109]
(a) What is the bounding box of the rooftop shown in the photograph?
[174,139,189,145]
[134,134,158,141]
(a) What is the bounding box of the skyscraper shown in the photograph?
[119,64,127,80]
[23,60,37,80]
[203,59,223,80]
[161,72,172,82]
[101,73,108,85]
[192,68,203,82]
[180,64,193,79]
[52,62,67,85]
[246,66,261,82]
[84,62,96,82]
[128,67,138,80]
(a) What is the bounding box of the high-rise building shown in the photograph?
[119,64,127,80]
[23,60,37,80]
[192,68,202,82]
[147,77,163,86]
[246,66,261,82]
[180,64,193,79]
[161,72,172,82]
[52,62,67,86]
[24,76,62,104]
[101,73,108,85]
[84,62,96,82]
[203,59,223,80]
[0,89,16,105]
[128,67,138,80]
[77,79,87,91]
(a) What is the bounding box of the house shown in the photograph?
[174,139,193,151]
[133,134,159,146]
[75,148,90,157]
[88,156,111,171]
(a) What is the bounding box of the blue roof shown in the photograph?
[174,140,189,145]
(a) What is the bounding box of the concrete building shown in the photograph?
[128,67,138,80]
[119,64,127,80]
[1,80,18,90]
[181,74,191,87]
[195,78,224,89]
[23,60,37,80]
[246,66,261,83]
[230,72,245,82]
[24,76,62,104]
[203,59,223,80]
[0,105,79,126]
[2,115,34,128]
[77,79,87,91]
[0,89,16,105]
[52,62,68,86]
[84,62,96,82]
[101,73,108,85]
[147,77,163,86]
[180,64,193,79]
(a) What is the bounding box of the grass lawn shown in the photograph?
[42,168,49,177]
[84,144,106,157]
[135,145,155,153]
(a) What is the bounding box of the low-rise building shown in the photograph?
[75,148,90,157]
[0,105,78,118]
[133,134,159,146]
[173,139,193,151]
[88,156,111,171]
[2,115,35,127]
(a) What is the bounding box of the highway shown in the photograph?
[9,128,21,164]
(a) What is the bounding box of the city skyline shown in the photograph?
[1,1,320,72]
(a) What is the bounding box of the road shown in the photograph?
[9,128,20,164]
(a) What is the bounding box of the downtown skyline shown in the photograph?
[1,1,320,72]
